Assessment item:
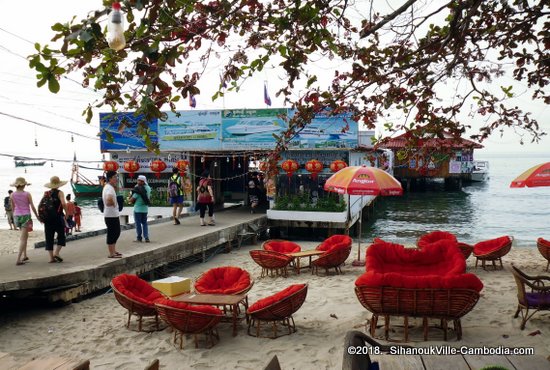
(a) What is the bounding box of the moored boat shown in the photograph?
[14,157,46,167]
[71,163,103,197]
[470,160,489,182]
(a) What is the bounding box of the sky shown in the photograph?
[0,0,548,163]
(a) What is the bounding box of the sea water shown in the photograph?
[366,154,549,248]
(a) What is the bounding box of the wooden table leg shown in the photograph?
[295,257,301,274]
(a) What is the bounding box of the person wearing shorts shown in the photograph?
[10,177,39,265]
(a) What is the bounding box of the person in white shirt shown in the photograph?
[102,171,122,258]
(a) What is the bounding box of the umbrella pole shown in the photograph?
[352,196,366,267]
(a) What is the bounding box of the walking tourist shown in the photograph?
[103,171,122,258]
[128,175,151,242]
[197,170,215,226]
[10,178,39,265]
[4,189,17,230]
[247,180,261,213]
[168,167,184,225]
[42,176,68,263]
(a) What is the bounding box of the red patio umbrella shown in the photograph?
[510,162,550,188]
[324,165,403,265]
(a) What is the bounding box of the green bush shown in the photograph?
[273,193,345,212]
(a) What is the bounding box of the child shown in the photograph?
[74,201,82,232]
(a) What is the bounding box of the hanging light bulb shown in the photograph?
[226,157,230,163]
[238,162,241,169]
[51,162,53,168]
[201,156,205,163]
[107,2,126,51]
[214,161,218,167]
[71,134,74,143]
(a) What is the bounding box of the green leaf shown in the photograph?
[51,23,65,32]
[36,78,47,88]
[48,76,60,93]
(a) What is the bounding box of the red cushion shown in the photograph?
[248,284,306,313]
[317,235,352,252]
[112,274,164,305]
[355,271,483,292]
[473,236,512,256]
[417,231,457,249]
[366,239,465,276]
[155,298,222,315]
[263,240,301,253]
[194,266,251,294]
[538,237,550,247]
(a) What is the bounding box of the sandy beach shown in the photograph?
[0,230,549,369]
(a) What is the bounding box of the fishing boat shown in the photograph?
[225,120,280,136]
[71,163,103,197]
[162,125,217,140]
[14,157,46,167]
[470,160,490,182]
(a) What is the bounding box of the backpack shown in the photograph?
[168,175,180,198]
[38,190,60,223]
[98,195,124,212]
[3,196,11,211]
[197,185,211,203]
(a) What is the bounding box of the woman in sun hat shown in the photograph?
[10,177,39,266]
[43,176,68,263]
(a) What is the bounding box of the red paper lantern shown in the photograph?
[281,159,299,178]
[258,161,269,173]
[123,160,140,178]
[305,159,323,180]
[103,160,119,172]
[150,159,167,178]
[175,159,189,176]
[329,160,347,173]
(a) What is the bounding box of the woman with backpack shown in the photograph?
[168,167,184,225]
[41,176,68,263]
[10,177,39,265]
[196,170,215,226]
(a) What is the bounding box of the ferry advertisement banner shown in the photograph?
[158,110,222,150]
[99,112,158,151]
[287,109,358,149]
[221,108,288,150]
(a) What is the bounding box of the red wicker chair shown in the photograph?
[537,238,550,271]
[249,250,294,278]
[155,298,224,349]
[356,240,482,341]
[262,239,302,254]
[316,234,353,252]
[511,265,550,330]
[247,284,308,338]
[457,242,474,260]
[473,236,514,270]
[417,231,457,249]
[110,274,165,332]
[311,245,352,275]
[194,266,254,295]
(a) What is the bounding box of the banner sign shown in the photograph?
[99,112,158,151]
[111,152,190,174]
[158,110,222,150]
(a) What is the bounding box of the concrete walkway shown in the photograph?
[0,207,267,302]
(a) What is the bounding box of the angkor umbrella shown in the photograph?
[324,165,403,265]
[510,162,550,188]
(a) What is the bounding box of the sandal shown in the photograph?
[16,261,25,266]
[22,257,29,261]
[114,252,123,256]
[48,260,58,263]
[108,254,122,258]
[208,222,216,226]
[53,256,63,262]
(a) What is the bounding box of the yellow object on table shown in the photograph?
[152,276,192,297]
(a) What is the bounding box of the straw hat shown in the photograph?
[44,176,68,189]
[11,177,31,187]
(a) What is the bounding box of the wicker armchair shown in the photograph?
[249,250,294,278]
[536,238,550,271]
[311,245,352,275]
[247,284,308,338]
[457,242,474,260]
[262,239,302,254]
[511,265,550,330]
[473,236,513,270]
[155,298,224,349]
[110,274,165,332]
[194,266,254,295]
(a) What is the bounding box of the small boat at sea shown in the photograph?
[225,120,280,136]
[162,125,217,140]
[14,157,46,167]
[71,163,103,197]
[470,160,489,182]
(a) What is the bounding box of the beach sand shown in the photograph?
[0,229,43,257]
[0,237,549,369]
